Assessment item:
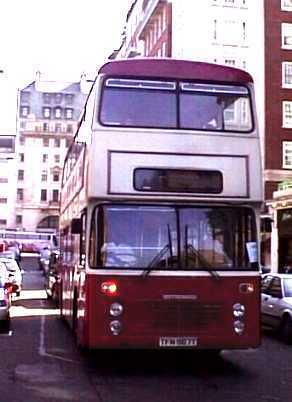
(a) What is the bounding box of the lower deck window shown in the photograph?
[90,204,258,270]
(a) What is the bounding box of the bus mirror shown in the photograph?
[71,218,82,234]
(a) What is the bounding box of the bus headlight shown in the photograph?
[110,303,123,317]
[110,320,122,335]
[233,303,245,318]
[234,320,245,335]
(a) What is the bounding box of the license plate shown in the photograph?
[159,336,198,348]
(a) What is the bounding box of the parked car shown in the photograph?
[0,261,11,330]
[261,273,292,343]
[0,257,23,296]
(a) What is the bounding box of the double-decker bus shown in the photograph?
[59,58,263,351]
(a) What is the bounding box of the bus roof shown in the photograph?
[98,58,253,84]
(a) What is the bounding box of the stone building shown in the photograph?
[16,73,91,231]
[0,135,17,229]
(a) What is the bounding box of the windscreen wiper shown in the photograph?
[184,225,220,280]
[142,225,174,277]
[142,244,170,277]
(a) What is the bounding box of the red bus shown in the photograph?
[59,59,263,352]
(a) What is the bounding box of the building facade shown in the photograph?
[263,0,292,272]
[16,73,91,231]
[0,135,17,229]
[117,0,265,188]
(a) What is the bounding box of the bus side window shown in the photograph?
[80,211,87,266]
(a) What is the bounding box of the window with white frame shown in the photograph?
[282,0,292,11]
[282,23,292,49]
[282,62,292,87]
[283,101,292,127]
[20,106,29,117]
[283,141,292,168]
[217,20,246,46]
[43,107,51,118]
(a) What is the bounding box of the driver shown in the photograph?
[100,221,137,267]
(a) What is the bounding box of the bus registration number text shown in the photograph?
[159,337,198,347]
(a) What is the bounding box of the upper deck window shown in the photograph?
[180,83,252,131]
[100,79,177,128]
[99,78,253,132]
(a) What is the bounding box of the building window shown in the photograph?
[43,123,49,132]
[43,138,49,147]
[41,170,48,182]
[283,141,292,168]
[43,107,51,118]
[42,154,48,163]
[282,23,292,49]
[43,93,52,104]
[0,198,7,204]
[65,108,73,119]
[66,138,72,148]
[225,59,236,66]
[282,62,292,88]
[54,138,60,147]
[20,106,29,117]
[65,94,74,105]
[0,177,8,183]
[20,92,30,103]
[0,219,7,226]
[19,136,25,146]
[54,154,60,163]
[19,153,24,162]
[283,101,292,127]
[41,189,47,201]
[55,93,63,104]
[18,170,24,181]
[53,173,59,182]
[55,123,61,133]
[16,215,22,225]
[52,189,59,202]
[17,189,23,201]
[54,107,62,119]
[66,124,73,133]
[282,0,292,11]
[213,19,217,40]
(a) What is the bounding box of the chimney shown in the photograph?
[35,70,41,90]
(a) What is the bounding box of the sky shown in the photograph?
[0,0,133,133]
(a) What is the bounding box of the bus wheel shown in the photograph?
[281,315,292,344]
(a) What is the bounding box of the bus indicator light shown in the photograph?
[101,281,118,296]
[239,283,254,294]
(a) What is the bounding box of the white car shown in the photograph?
[261,273,292,343]
[0,258,23,296]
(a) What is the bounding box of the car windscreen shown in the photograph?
[284,278,292,297]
